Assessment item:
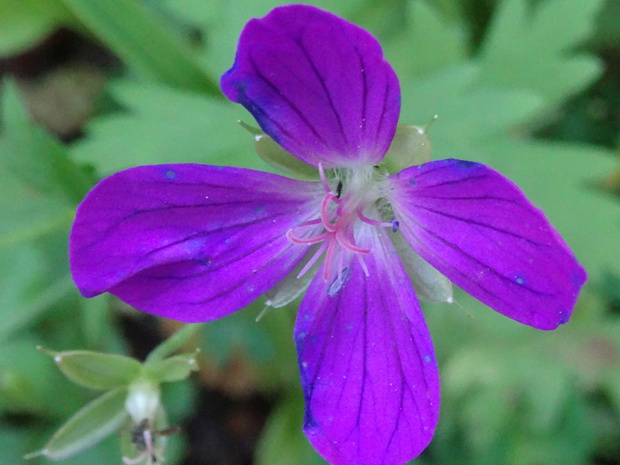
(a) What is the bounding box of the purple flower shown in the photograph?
[70,5,587,465]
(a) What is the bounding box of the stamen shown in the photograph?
[335,230,371,254]
[256,303,272,322]
[297,242,328,278]
[286,168,379,284]
[357,208,392,228]
[318,163,331,194]
[287,229,329,245]
[297,218,322,228]
[336,181,343,198]
[321,193,338,232]
[327,266,352,297]
[323,239,337,280]
[144,429,153,454]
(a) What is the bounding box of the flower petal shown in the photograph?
[295,227,439,465]
[221,5,400,168]
[389,159,587,330]
[70,164,322,322]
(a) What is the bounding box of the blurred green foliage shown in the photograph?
[0,0,619,464]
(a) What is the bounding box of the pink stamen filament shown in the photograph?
[357,207,393,228]
[323,238,338,280]
[318,163,331,194]
[296,242,328,278]
[335,230,370,254]
[287,229,329,245]
[287,171,382,282]
[288,224,368,281]
[321,193,338,232]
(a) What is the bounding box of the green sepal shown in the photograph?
[254,133,319,181]
[24,388,129,461]
[40,347,142,390]
[237,119,262,136]
[381,124,433,173]
[143,350,200,384]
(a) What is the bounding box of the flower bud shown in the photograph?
[382,123,434,173]
[125,381,160,424]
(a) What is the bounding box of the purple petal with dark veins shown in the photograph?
[389,159,587,330]
[295,227,439,465]
[70,164,322,322]
[221,5,400,168]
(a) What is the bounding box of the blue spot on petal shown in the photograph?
[515,275,525,286]
[254,205,265,214]
[164,169,177,180]
[570,268,585,288]
[558,312,570,325]
[391,219,399,233]
[408,179,417,186]
[424,355,431,363]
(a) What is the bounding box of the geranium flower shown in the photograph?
[70,5,587,465]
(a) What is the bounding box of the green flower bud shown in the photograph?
[381,121,436,173]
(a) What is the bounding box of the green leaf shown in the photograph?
[0,368,41,413]
[399,64,543,159]
[162,0,362,76]
[0,334,87,416]
[478,0,604,107]
[0,425,30,464]
[71,80,264,175]
[385,0,467,78]
[0,241,76,343]
[481,141,620,281]
[0,0,74,56]
[144,351,199,384]
[0,79,96,206]
[26,388,129,461]
[60,0,220,95]
[256,393,328,465]
[41,349,142,390]
[201,306,274,366]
